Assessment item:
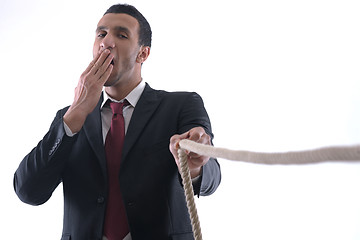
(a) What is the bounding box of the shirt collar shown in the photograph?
[101,80,146,108]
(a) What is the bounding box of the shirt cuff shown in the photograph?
[63,121,77,137]
[191,168,202,185]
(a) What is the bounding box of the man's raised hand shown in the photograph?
[63,49,113,133]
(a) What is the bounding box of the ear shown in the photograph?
[136,46,150,64]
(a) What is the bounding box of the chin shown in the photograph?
[104,76,121,87]
[104,80,116,87]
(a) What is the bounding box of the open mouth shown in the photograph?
[110,59,115,65]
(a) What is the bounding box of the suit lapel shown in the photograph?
[83,93,108,178]
[122,84,161,161]
[81,85,161,173]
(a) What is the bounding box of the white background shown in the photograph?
[1,0,360,239]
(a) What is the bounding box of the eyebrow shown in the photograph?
[96,26,131,35]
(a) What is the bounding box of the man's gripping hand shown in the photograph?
[169,127,211,178]
[63,49,113,133]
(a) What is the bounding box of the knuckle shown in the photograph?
[204,134,211,142]
[195,126,204,133]
[191,132,201,141]
[170,135,177,142]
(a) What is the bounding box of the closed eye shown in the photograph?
[97,33,106,38]
[118,33,128,39]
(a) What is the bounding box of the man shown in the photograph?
[14,4,221,240]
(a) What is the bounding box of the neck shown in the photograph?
[105,77,142,101]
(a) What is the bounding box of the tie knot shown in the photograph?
[109,100,129,115]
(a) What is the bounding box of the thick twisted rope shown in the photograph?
[178,148,202,240]
[179,140,360,164]
[177,139,360,240]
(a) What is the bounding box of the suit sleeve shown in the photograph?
[177,92,221,196]
[13,107,76,205]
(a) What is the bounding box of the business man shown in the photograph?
[14,4,221,240]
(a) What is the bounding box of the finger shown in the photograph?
[188,127,205,142]
[188,132,201,142]
[98,64,113,85]
[89,50,112,76]
[170,134,180,145]
[198,132,211,144]
[96,53,114,78]
[83,49,105,75]
[171,131,190,145]
[170,133,192,158]
[169,134,182,152]
[169,135,181,165]
[97,51,113,77]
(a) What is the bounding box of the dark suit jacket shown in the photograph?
[14,83,221,240]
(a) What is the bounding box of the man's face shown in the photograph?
[93,13,142,86]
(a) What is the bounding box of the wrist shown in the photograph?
[63,106,88,133]
[190,167,202,179]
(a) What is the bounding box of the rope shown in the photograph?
[177,139,360,240]
[179,139,360,164]
[178,149,202,240]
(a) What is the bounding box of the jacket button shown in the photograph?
[97,196,105,204]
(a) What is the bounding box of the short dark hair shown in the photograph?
[104,4,152,48]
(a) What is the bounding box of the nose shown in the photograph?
[100,34,115,50]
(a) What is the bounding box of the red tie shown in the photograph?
[104,101,129,240]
